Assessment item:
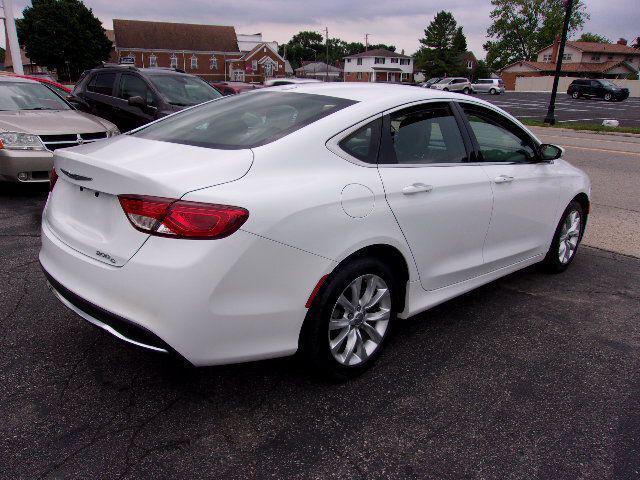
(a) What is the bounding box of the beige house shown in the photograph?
[500,38,640,90]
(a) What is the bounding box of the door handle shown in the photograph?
[494,175,514,184]
[402,183,434,195]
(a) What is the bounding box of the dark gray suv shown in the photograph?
[70,65,222,132]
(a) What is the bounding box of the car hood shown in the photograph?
[0,110,115,134]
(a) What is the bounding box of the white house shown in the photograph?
[343,48,414,83]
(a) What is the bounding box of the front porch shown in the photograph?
[371,66,407,83]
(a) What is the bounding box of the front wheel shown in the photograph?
[571,91,580,99]
[462,87,470,94]
[604,92,613,101]
[489,88,497,95]
[443,87,449,92]
[300,258,396,380]
[540,200,584,273]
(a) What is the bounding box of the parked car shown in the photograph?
[69,65,222,132]
[421,77,442,88]
[209,81,263,96]
[0,76,118,183]
[263,78,322,87]
[471,78,505,95]
[0,72,72,97]
[567,79,629,102]
[430,77,473,94]
[41,84,590,378]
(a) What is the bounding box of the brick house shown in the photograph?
[343,49,414,83]
[111,19,285,83]
[500,38,640,90]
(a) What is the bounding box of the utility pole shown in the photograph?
[325,27,330,82]
[1,0,24,75]
[544,0,573,125]
[365,33,371,52]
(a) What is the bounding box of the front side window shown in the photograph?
[87,72,116,96]
[134,91,356,150]
[386,103,467,165]
[461,103,537,163]
[118,74,156,106]
[0,81,71,111]
[148,73,221,107]
[339,118,381,163]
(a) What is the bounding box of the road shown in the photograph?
[473,92,640,128]
[1,129,639,479]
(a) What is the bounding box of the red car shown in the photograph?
[0,72,72,97]
[209,81,262,95]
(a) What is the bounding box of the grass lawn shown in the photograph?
[521,119,640,135]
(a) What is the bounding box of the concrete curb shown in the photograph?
[529,126,640,139]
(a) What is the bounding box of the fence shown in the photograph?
[514,76,640,97]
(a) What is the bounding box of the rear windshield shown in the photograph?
[134,91,356,149]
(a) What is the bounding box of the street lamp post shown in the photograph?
[544,0,574,125]
[1,0,24,75]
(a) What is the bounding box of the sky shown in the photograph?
[1,0,638,59]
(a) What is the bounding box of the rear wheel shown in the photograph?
[462,87,470,94]
[489,88,497,95]
[540,200,584,273]
[443,88,449,92]
[604,92,613,101]
[300,258,396,380]
[571,91,580,99]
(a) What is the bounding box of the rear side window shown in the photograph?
[339,118,381,163]
[87,73,116,96]
[461,103,537,163]
[386,103,467,164]
[134,91,356,149]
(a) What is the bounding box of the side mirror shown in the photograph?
[539,143,563,161]
[128,95,147,109]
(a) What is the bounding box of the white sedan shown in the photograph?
[40,83,590,379]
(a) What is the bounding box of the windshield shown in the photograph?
[599,80,619,88]
[0,82,71,111]
[148,74,222,106]
[436,78,451,84]
[134,91,356,150]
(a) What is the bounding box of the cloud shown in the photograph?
[4,0,638,58]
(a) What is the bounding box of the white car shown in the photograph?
[263,78,322,87]
[430,77,473,94]
[40,83,590,379]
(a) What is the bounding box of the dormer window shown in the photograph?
[149,54,158,67]
[209,56,218,70]
[191,55,198,69]
[467,60,473,69]
[170,54,178,68]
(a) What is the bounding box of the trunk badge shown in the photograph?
[60,168,92,181]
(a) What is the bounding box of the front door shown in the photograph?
[458,102,562,270]
[377,101,494,291]
[113,73,158,132]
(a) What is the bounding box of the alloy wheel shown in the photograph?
[604,93,612,101]
[558,210,581,264]
[328,274,391,366]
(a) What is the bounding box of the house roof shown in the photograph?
[501,60,635,73]
[567,41,640,54]
[295,62,342,73]
[112,19,238,52]
[345,48,411,59]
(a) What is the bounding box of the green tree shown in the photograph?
[483,0,589,71]
[473,60,492,81]
[576,32,610,43]
[17,0,112,81]
[278,31,324,69]
[415,11,468,77]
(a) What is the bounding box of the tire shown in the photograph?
[604,93,612,101]
[300,257,397,380]
[540,200,585,273]
[462,87,470,94]
[571,91,580,99]
[489,88,497,95]
[443,88,449,92]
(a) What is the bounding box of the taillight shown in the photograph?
[49,168,58,191]
[118,195,249,239]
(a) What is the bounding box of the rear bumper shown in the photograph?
[39,218,334,366]
[0,149,53,182]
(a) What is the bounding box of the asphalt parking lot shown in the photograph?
[471,91,640,128]
[2,129,640,479]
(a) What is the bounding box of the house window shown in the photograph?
[401,73,408,81]
[347,58,351,63]
[374,57,385,64]
[170,54,178,68]
[543,54,552,62]
[233,70,245,81]
[562,53,572,61]
[357,72,362,80]
[149,54,158,67]
[209,56,218,70]
[191,55,198,69]
[467,60,473,69]
[252,60,258,71]
[264,62,274,77]
[591,55,600,61]
[357,58,362,65]
[400,59,410,65]
[391,58,399,63]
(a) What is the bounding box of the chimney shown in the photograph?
[617,38,628,46]
[551,35,561,63]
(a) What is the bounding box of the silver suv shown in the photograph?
[0,76,118,183]
[430,77,472,94]
[471,78,506,95]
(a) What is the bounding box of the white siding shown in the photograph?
[343,56,413,74]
